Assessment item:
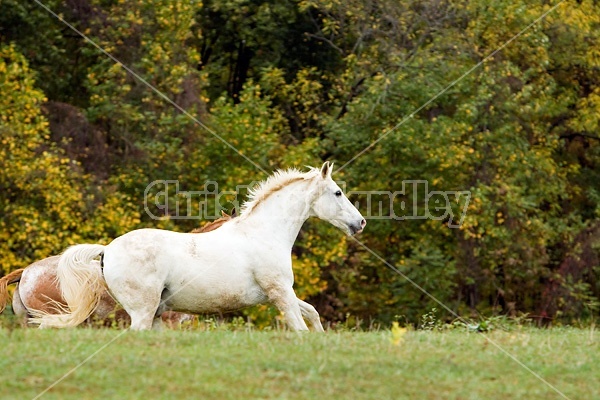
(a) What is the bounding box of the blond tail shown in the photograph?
[0,268,24,313]
[29,244,106,328]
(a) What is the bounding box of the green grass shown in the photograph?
[0,326,597,399]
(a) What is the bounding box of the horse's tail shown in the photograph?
[29,244,106,328]
[0,268,25,313]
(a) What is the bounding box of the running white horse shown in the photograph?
[31,162,365,331]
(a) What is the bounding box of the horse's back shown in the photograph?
[103,228,197,272]
[104,227,247,269]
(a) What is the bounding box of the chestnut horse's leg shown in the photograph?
[12,286,29,327]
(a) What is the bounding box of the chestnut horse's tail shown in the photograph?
[0,268,25,313]
[29,244,106,328]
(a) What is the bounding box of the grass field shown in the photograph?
[0,322,597,400]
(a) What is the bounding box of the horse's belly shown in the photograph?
[163,277,268,314]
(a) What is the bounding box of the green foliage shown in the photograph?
[0,0,95,105]
[0,45,84,268]
[321,0,600,324]
[1,0,599,325]
[0,45,138,272]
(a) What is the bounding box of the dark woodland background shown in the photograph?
[1,0,599,325]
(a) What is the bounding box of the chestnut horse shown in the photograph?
[0,210,234,327]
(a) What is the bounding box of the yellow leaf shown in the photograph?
[390,322,407,346]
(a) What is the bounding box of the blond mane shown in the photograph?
[240,167,320,216]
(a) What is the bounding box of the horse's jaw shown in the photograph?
[328,218,364,236]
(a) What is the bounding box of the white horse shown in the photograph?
[31,162,365,331]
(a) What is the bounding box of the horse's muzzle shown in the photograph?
[349,219,366,235]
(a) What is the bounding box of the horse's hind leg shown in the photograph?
[298,299,324,332]
[107,279,163,331]
[150,303,168,331]
[128,309,163,331]
[12,286,29,327]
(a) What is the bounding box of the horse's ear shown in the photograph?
[320,161,334,178]
[230,207,237,217]
[221,210,228,218]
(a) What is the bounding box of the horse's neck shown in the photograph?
[242,180,313,249]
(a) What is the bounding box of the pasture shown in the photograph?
[0,322,597,399]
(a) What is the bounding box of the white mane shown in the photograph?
[240,167,320,216]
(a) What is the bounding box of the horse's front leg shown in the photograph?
[263,284,308,331]
[298,299,324,332]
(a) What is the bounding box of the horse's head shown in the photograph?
[309,161,366,236]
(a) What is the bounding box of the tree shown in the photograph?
[0,45,138,273]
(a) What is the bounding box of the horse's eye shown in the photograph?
[335,190,342,197]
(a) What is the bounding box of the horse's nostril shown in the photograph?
[360,219,366,228]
